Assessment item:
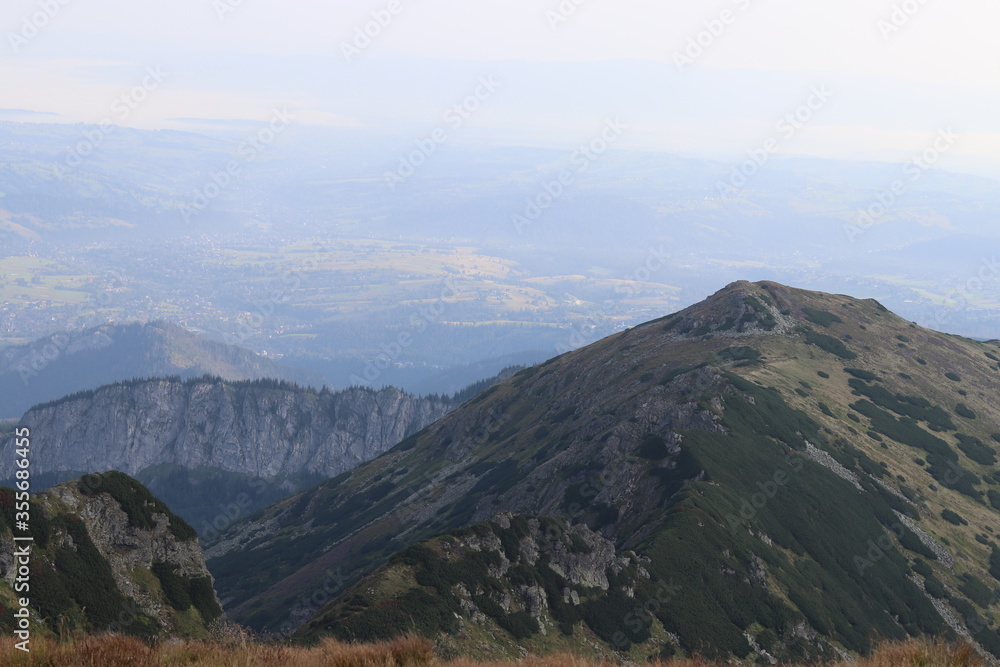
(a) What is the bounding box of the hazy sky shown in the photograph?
[3,0,999,172]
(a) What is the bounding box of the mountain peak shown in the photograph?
[653,280,897,342]
[656,280,795,339]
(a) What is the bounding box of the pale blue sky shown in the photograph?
[2,0,999,174]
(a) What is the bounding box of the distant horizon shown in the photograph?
[3,1,999,178]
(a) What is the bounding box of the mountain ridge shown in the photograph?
[148,282,1000,660]
[0,320,326,419]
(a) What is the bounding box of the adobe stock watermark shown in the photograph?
[610,579,683,651]
[180,107,295,222]
[546,0,589,30]
[854,522,909,575]
[724,457,803,533]
[213,0,247,21]
[843,127,959,243]
[280,567,349,635]
[8,0,72,54]
[554,245,670,355]
[877,0,929,40]
[341,0,405,62]
[348,279,461,386]
[512,117,627,234]
[716,85,834,198]
[56,66,169,180]
[198,478,270,545]
[384,76,501,190]
[673,0,754,72]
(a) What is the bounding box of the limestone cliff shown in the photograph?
[0,376,453,480]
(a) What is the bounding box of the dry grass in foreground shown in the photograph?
[0,634,987,667]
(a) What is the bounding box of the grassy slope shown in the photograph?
[208,281,1000,661]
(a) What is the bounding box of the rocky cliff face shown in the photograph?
[0,377,453,479]
[0,472,221,638]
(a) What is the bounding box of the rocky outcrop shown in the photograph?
[294,513,656,661]
[0,377,453,479]
[0,473,221,637]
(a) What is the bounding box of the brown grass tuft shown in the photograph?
[0,633,986,666]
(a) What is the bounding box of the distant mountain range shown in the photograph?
[0,320,325,419]
[205,281,1000,663]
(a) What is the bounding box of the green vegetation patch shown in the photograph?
[846,379,954,431]
[955,403,977,420]
[955,434,996,466]
[848,401,981,499]
[989,490,1000,511]
[803,329,857,360]
[844,368,880,382]
[718,346,762,363]
[940,509,967,526]
[803,308,843,328]
[960,575,996,609]
[636,375,944,660]
[849,400,954,461]
[39,516,161,637]
[152,561,223,621]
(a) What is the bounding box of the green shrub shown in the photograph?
[911,559,932,578]
[924,575,948,599]
[989,490,1000,511]
[817,371,830,379]
[804,329,857,360]
[899,526,937,560]
[188,576,223,620]
[152,561,192,611]
[803,308,843,327]
[637,435,669,460]
[497,610,538,640]
[940,509,967,526]
[719,347,762,362]
[959,575,996,608]
[955,434,996,465]
[844,368,880,381]
[955,403,977,420]
[945,372,962,382]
